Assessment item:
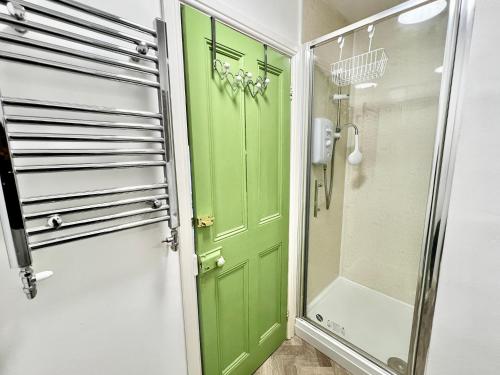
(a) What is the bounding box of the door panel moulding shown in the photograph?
[163,0,302,374]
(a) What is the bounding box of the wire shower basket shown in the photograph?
[331,25,388,87]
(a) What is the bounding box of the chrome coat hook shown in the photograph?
[210,16,270,97]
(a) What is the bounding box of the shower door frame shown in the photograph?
[295,0,476,374]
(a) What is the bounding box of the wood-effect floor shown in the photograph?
[254,336,352,375]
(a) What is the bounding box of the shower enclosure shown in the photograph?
[297,1,472,374]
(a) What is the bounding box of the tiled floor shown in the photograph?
[254,336,352,375]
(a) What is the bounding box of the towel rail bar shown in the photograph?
[5,116,163,131]
[0,0,158,50]
[30,216,169,250]
[0,14,157,63]
[15,160,166,173]
[44,0,157,36]
[24,194,169,219]
[12,149,165,157]
[27,205,168,235]
[9,132,165,143]
[22,183,168,205]
[0,32,159,75]
[0,51,160,88]
[2,98,162,119]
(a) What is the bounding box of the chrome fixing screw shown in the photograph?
[47,214,63,229]
[7,1,26,20]
[151,199,162,209]
[136,41,149,55]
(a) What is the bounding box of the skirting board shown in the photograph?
[295,318,390,375]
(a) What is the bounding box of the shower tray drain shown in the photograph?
[387,357,407,375]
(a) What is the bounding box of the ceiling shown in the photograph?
[325,0,407,23]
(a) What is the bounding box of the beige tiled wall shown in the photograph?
[304,3,448,305]
[303,0,348,302]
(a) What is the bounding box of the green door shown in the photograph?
[182,6,291,375]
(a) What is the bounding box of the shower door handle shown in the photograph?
[313,180,320,217]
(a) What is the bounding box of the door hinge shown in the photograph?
[290,87,293,101]
[286,310,289,321]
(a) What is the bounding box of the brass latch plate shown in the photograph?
[198,247,222,275]
[194,215,214,228]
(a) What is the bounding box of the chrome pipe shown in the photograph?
[12,149,165,157]
[0,0,158,50]
[0,51,160,88]
[0,32,159,75]
[45,0,157,36]
[0,95,31,268]
[155,19,180,230]
[0,14,157,63]
[5,115,162,131]
[1,98,162,118]
[29,216,169,250]
[15,160,166,173]
[9,132,165,143]
[27,205,168,234]
[24,194,169,219]
[22,183,168,205]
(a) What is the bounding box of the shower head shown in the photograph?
[343,123,362,165]
[348,132,363,165]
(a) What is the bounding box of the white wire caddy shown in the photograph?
[331,25,388,87]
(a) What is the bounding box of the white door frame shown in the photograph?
[161,1,303,374]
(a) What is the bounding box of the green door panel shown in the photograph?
[182,6,291,375]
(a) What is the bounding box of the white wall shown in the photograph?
[0,1,188,374]
[302,0,347,42]
[302,0,348,302]
[426,1,500,374]
[186,0,301,49]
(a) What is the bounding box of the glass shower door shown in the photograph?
[303,2,451,373]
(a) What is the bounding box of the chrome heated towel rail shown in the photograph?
[0,0,179,299]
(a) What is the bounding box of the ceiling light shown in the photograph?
[355,82,378,90]
[398,0,447,25]
[434,65,443,73]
